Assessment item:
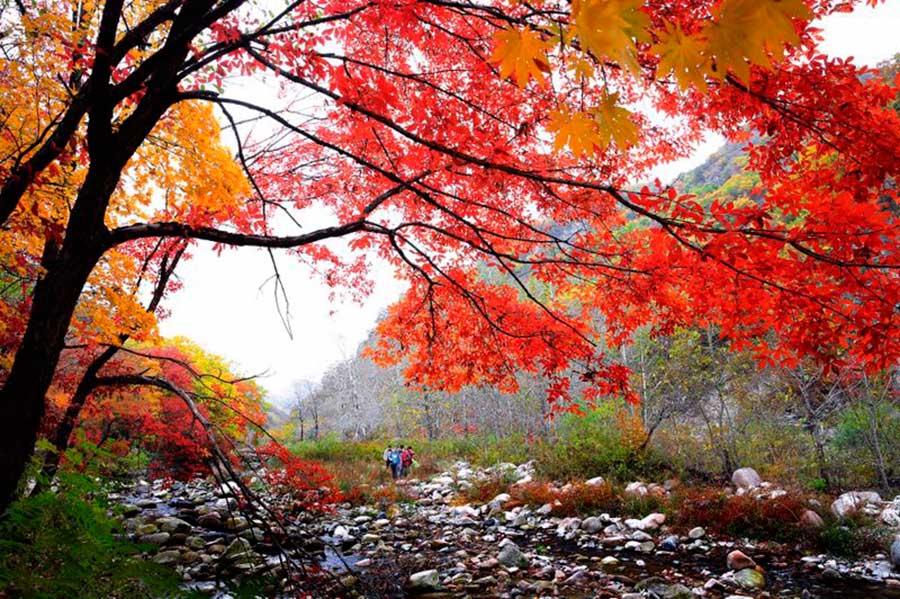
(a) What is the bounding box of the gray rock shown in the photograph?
[636,577,692,598]
[152,550,181,565]
[408,569,440,590]
[659,535,679,552]
[831,491,882,519]
[890,537,900,568]
[732,468,762,490]
[581,516,604,533]
[688,526,705,539]
[157,517,191,533]
[497,541,528,568]
[138,532,170,545]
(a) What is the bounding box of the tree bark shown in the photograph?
[0,230,106,509]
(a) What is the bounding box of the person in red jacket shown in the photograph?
[400,446,415,477]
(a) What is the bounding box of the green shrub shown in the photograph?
[0,473,182,599]
[533,405,670,482]
[815,516,890,557]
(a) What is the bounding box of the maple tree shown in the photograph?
[41,337,267,479]
[1,0,899,514]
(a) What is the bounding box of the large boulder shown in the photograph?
[831,491,882,519]
[731,468,762,490]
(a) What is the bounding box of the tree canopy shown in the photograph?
[0,0,898,510]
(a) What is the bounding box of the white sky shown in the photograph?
[160,2,900,403]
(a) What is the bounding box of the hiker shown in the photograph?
[389,447,402,479]
[401,445,415,477]
[383,446,392,471]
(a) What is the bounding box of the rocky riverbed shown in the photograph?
[111,462,900,598]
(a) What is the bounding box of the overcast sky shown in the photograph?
[159,2,900,402]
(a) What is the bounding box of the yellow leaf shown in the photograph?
[568,56,595,80]
[549,92,638,157]
[548,108,599,158]
[704,0,812,83]
[592,91,639,149]
[651,20,709,92]
[570,0,649,74]
[491,28,553,87]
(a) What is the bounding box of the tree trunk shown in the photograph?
[0,239,104,510]
[866,401,892,493]
[0,145,124,510]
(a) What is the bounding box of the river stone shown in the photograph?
[688,526,705,539]
[581,516,604,533]
[408,569,440,590]
[831,491,882,519]
[138,532,170,545]
[659,535,679,552]
[733,568,766,589]
[732,468,762,490]
[561,570,588,585]
[187,536,205,549]
[497,541,528,568]
[727,550,756,571]
[222,537,254,563]
[225,515,249,531]
[800,509,825,529]
[585,476,605,486]
[890,536,900,568]
[152,550,181,565]
[157,517,191,533]
[636,577,692,598]
[136,523,159,536]
[624,482,648,497]
[640,513,666,530]
[198,512,222,528]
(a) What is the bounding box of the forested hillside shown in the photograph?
[279,136,900,493]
